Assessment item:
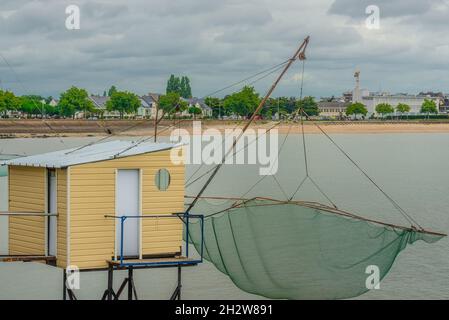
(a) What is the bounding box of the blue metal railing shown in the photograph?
[106,213,204,267]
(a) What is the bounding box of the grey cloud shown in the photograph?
[0,0,448,99]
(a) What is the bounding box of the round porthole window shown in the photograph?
[155,169,171,191]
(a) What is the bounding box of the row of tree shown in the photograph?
[0,86,143,119]
[0,91,59,117]
[1,74,196,119]
[204,86,320,119]
[348,99,439,119]
[1,82,441,120]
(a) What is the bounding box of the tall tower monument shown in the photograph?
[353,69,361,103]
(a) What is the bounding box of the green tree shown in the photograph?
[59,86,94,118]
[166,75,176,94]
[188,105,202,120]
[180,76,192,98]
[167,75,192,98]
[375,103,394,118]
[158,92,188,119]
[204,97,222,118]
[108,85,117,97]
[277,97,297,114]
[395,103,410,120]
[185,77,192,98]
[396,103,410,113]
[19,95,45,117]
[346,102,368,119]
[166,75,181,95]
[263,98,283,119]
[0,90,20,117]
[223,86,260,118]
[103,90,107,97]
[296,96,319,117]
[421,99,438,118]
[106,91,141,119]
[43,103,58,117]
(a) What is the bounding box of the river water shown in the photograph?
[0,134,448,299]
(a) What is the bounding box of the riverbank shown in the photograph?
[2,119,449,138]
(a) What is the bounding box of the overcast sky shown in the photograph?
[0,0,448,99]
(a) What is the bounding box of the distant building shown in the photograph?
[140,93,162,119]
[318,101,350,118]
[181,97,213,118]
[361,94,442,115]
[89,95,119,118]
[419,92,448,113]
[137,96,152,118]
[350,70,442,115]
[89,94,164,119]
[40,98,59,107]
[442,96,449,113]
[48,98,59,107]
[342,91,353,103]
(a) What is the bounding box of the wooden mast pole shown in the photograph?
[152,94,159,142]
[186,36,310,212]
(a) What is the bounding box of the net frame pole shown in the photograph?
[186,36,310,212]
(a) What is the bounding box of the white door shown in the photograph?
[116,170,140,257]
[48,170,57,256]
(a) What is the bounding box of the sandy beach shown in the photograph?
[1,119,449,138]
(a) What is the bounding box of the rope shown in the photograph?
[237,121,294,201]
[288,59,337,209]
[203,60,289,98]
[185,121,280,187]
[111,60,291,158]
[183,63,290,185]
[302,109,423,229]
[64,119,149,154]
[299,59,305,100]
[300,110,309,177]
[289,110,309,200]
[185,120,255,185]
[289,176,308,200]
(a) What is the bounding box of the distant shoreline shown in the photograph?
[1,119,449,138]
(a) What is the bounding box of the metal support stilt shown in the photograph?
[170,265,182,300]
[128,267,133,300]
[63,268,78,300]
[178,265,182,300]
[62,269,67,301]
[106,266,138,300]
[107,264,113,300]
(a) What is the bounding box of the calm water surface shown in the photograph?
[0,134,448,299]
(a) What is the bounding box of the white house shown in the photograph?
[181,97,213,118]
[140,93,161,119]
[89,94,164,119]
[317,101,350,118]
[39,98,59,107]
[89,95,120,118]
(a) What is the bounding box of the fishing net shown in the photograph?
[187,198,444,300]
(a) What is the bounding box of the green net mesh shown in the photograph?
[187,198,443,300]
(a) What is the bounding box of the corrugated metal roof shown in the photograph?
[1,140,182,168]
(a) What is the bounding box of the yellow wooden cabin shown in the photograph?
[4,141,185,270]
